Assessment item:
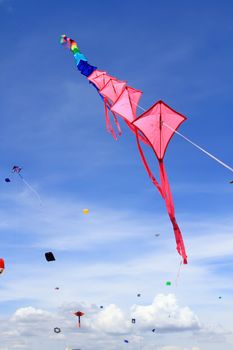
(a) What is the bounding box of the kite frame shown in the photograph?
[132,100,187,160]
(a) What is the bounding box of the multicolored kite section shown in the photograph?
[60,34,188,264]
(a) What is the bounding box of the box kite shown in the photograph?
[45,252,56,262]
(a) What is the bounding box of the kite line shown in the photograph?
[135,103,233,173]
[18,174,43,205]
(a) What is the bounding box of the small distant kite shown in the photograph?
[55,287,59,290]
[100,306,104,309]
[131,318,136,324]
[73,311,85,328]
[54,327,61,333]
[155,234,160,237]
[5,165,42,204]
[152,328,156,332]
[166,281,171,286]
[82,208,89,214]
[0,258,5,274]
[124,340,129,343]
[229,180,233,184]
[45,252,56,262]
[137,293,141,297]
[12,165,22,173]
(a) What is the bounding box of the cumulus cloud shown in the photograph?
[131,294,200,332]
[11,307,52,323]
[0,296,202,350]
[91,304,129,334]
[0,296,233,350]
[0,307,56,348]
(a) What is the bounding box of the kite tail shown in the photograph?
[112,111,122,135]
[170,216,187,264]
[103,98,117,140]
[159,161,187,264]
[135,132,164,197]
[78,317,81,328]
[60,34,97,78]
[18,174,43,206]
[159,160,174,214]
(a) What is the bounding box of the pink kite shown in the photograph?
[88,71,147,143]
[110,85,149,145]
[88,70,122,139]
[99,77,126,137]
[132,100,187,264]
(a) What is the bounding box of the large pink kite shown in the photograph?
[61,35,188,264]
[132,101,187,263]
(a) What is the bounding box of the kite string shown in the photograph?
[175,260,183,286]
[162,122,233,173]
[134,102,233,173]
[18,174,43,205]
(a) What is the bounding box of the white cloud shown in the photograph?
[0,297,201,350]
[91,304,129,334]
[11,307,52,323]
[131,294,200,332]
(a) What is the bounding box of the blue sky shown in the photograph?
[0,0,233,349]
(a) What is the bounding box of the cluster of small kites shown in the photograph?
[0,34,230,346]
[1,164,90,334]
[44,251,163,335]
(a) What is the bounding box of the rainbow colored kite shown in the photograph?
[60,34,188,264]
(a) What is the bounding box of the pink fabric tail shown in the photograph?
[159,161,188,264]
[135,131,164,198]
[104,98,117,140]
[112,111,122,135]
